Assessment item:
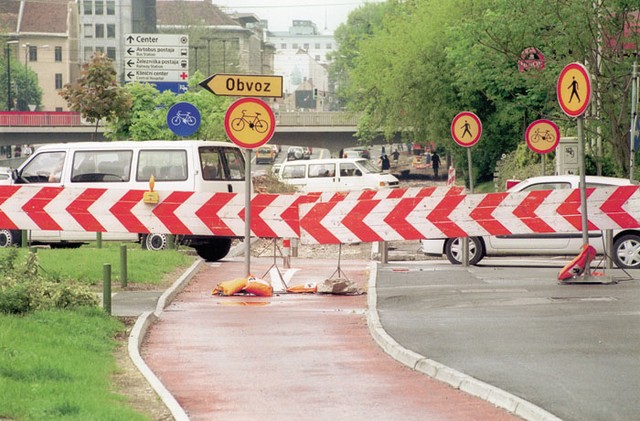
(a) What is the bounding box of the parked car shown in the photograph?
[255,146,276,164]
[287,146,309,161]
[421,175,640,269]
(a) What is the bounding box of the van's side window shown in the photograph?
[281,164,305,179]
[137,150,188,182]
[339,162,360,177]
[72,150,132,182]
[20,151,66,183]
[309,164,335,178]
[199,146,245,181]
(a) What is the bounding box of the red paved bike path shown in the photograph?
[141,257,518,420]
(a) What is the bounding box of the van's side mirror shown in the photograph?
[11,169,19,182]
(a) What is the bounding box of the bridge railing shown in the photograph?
[276,111,359,126]
[0,111,83,126]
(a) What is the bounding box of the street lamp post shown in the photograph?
[5,40,18,111]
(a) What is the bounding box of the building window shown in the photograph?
[107,24,116,38]
[84,47,93,61]
[55,107,63,112]
[292,43,298,49]
[55,46,62,62]
[326,43,332,49]
[315,43,321,49]
[281,43,287,49]
[315,55,320,61]
[107,47,116,60]
[106,1,115,15]
[303,43,309,50]
[95,24,104,38]
[95,0,104,14]
[55,74,63,90]
[83,0,92,14]
[95,46,104,54]
[28,46,37,62]
[84,24,93,38]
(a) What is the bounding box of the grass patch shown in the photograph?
[0,307,150,420]
[0,242,193,286]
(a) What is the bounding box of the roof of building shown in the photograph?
[156,0,238,27]
[0,1,20,33]
[20,0,69,33]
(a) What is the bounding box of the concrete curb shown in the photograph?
[127,258,204,421]
[366,261,562,421]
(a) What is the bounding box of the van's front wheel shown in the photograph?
[0,229,21,248]
[194,238,232,261]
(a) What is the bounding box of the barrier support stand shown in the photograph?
[328,243,349,281]
[261,238,286,289]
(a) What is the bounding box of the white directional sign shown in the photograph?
[124,34,189,93]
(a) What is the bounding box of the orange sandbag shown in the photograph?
[286,282,318,294]
[212,277,247,296]
[243,276,273,297]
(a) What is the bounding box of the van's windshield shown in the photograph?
[357,159,380,174]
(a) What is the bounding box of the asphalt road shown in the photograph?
[375,258,640,421]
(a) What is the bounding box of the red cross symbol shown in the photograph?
[180,72,188,80]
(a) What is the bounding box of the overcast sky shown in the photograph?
[214,0,381,33]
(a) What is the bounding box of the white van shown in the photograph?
[1,140,247,261]
[277,157,400,192]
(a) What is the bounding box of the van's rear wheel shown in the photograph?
[141,233,168,251]
[0,229,21,247]
[195,238,232,261]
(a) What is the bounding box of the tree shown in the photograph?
[0,53,43,111]
[105,71,232,141]
[59,53,131,138]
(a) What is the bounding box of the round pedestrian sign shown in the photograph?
[525,119,560,154]
[451,112,482,147]
[167,102,201,137]
[224,97,276,149]
[557,62,591,117]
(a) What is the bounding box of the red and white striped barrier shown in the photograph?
[2,185,639,245]
[299,185,640,244]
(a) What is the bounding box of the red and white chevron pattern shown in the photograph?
[2,185,639,245]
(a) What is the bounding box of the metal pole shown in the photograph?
[103,263,111,315]
[244,148,252,278]
[5,45,11,111]
[462,147,474,267]
[630,58,638,182]
[578,116,589,245]
[120,244,128,288]
[541,153,545,176]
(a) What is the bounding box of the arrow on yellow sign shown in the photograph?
[199,73,283,98]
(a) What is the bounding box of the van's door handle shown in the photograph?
[227,184,232,193]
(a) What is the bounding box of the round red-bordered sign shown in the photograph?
[525,119,560,154]
[224,97,276,149]
[451,112,482,147]
[557,62,591,117]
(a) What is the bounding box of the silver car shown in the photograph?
[421,175,640,269]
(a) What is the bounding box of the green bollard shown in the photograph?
[103,263,111,315]
[120,244,128,288]
[167,234,175,250]
[96,232,102,249]
[21,230,28,248]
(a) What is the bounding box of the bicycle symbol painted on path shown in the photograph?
[231,109,269,133]
[170,111,197,127]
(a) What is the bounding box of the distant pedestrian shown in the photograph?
[392,149,400,166]
[380,154,390,172]
[431,151,440,178]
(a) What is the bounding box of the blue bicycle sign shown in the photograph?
[167,102,201,137]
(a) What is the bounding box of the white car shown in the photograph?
[421,175,640,269]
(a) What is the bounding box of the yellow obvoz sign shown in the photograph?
[199,73,283,98]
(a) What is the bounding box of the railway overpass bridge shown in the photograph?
[0,111,396,155]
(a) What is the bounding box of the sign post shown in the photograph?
[224,97,276,277]
[451,111,482,266]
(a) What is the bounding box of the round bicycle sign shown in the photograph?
[451,111,482,147]
[525,119,560,154]
[167,102,201,137]
[224,97,276,148]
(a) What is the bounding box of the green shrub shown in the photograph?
[0,251,98,315]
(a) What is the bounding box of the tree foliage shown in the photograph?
[105,71,233,141]
[331,0,640,183]
[0,53,43,111]
[59,53,132,137]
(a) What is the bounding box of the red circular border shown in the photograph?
[224,97,276,149]
[525,119,560,154]
[451,111,482,147]
[557,62,591,118]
